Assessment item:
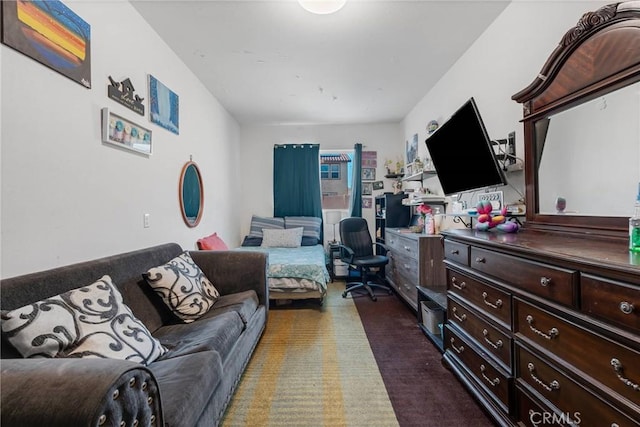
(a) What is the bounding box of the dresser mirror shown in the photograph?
[513,1,640,238]
[537,81,639,216]
[179,161,204,227]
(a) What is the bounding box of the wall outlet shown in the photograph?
[143,213,150,228]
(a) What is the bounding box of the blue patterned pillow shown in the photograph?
[1,276,166,365]
[248,216,285,238]
[284,216,322,243]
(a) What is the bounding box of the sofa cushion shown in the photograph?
[197,232,229,251]
[153,311,244,361]
[200,290,259,325]
[149,351,222,427]
[1,275,166,365]
[143,251,220,323]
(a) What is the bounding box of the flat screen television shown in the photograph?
[425,97,507,196]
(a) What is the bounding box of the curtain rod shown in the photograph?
[274,144,319,148]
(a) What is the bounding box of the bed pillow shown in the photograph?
[284,216,322,243]
[261,227,304,248]
[248,216,285,238]
[197,232,229,250]
[143,251,220,323]
[241,236,263,246]
[0,275,166,365]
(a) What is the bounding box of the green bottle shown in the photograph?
[630,183,640,253]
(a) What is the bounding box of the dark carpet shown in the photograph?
[351,288,495,427]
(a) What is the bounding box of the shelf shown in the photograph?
[401,170,437,182]
[384,173,404,179]
[417,286,447,309]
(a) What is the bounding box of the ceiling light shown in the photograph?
[298,0,346,15]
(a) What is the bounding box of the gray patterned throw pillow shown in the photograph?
[143,251,220,323]
[0,275,166,365]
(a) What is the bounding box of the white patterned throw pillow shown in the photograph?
[1,276,166,365]
[261,227,304,248]
[143,251,220,323]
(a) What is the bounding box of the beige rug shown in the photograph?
[221,282,399,426]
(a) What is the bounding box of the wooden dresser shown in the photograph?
[441,228,640,426]
[384,228,445,310]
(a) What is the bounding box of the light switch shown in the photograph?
[143,213,150,228]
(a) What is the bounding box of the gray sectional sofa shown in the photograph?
[0,243,268,427]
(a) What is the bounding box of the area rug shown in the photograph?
[220,282,399,426]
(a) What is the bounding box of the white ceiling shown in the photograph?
[131,0,510,125]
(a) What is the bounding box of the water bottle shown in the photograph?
[630,182,640,253]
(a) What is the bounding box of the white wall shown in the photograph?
[1,1,241,278]
[402,1,610,211]
[239,123,403,240]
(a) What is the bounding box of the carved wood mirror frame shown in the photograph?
[512,2,640,239]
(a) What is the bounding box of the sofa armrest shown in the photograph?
[189,250,269,306]
[1,358,163,427]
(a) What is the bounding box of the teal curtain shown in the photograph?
[273,144,323,220]
[349,143,363,217]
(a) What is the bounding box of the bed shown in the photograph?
[237,215,331,304]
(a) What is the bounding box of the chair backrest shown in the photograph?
[339,217,373,258]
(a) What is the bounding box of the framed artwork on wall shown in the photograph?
[101,108,152,156]
[149,75,179,135]
[362,197,373,209]
[373,181,384,190]
[362,167,376,181]
[1,0,91,88]
[363,182,373,195]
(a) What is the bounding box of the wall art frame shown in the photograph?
[362,182,373,195]
[362,167,376,181]
[101,108,152,156]
[1,0,91,88]
[149,74,179,135]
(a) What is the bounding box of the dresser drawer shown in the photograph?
[446,324,511,411]
[386,234,419,260]
[516,344,639,427]
[447,295,512,370]
[470,247,578,307]
[444,240,469,266]
[394,269,417,305]
[514,298,640,410]
[393,252,419,281]
[447,269,512,329]
[581,274,640,335]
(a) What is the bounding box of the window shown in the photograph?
[320,151,353,210]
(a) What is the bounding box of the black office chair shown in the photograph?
[338,217,392,301]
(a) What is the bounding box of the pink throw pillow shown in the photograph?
[197,233,229,250]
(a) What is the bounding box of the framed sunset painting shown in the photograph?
[1,0,91,88]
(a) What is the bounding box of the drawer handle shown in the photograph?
[539,276,552,287]
[452,307,466,322]
[526,315,559,340]
[475,257,486,264]
[619,301,635,315]
[403,264,411,269]
[404,246,411,252]
[482,292,503,309]
[482,329,503,349]
[527,362,560,392]
[480,364,500,387]
[450,338,464,354]
[450,249,460,255]
[610,358,640,391]
[451,277,466,290]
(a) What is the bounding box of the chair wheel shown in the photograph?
[342,292,348,298]
[372,296,377,301]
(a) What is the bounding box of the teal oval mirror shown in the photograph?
[179,161,203,227]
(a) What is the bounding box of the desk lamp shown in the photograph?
[325,211,342,243]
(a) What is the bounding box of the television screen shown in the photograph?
[425,97,507,196]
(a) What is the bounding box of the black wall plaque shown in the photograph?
[107,76,145,115]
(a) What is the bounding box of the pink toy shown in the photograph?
[474,200,519,233]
